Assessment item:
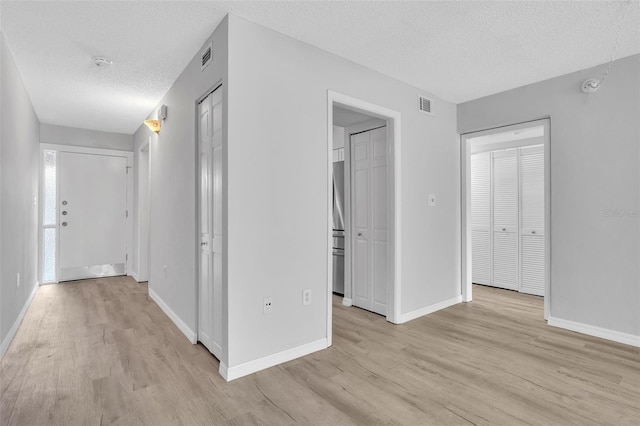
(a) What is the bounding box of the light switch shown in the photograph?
[428,194,436,207]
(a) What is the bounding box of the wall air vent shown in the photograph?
[418,95,434,116]
[201,42,212,71]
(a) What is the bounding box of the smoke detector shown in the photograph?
[92,56,113,68]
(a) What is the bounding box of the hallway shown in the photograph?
[1,278,638,425]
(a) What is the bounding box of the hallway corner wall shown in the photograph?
[0,33,41,357]
[131,17,229,365]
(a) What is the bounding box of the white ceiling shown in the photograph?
[1,1,639,135]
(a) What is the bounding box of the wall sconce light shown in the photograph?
[143,105,168,134]
[144,119,162,134]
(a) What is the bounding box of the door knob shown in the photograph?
[531,230,536,234]
[62,222,68,227]
[201,242,208,246]
[502,228,506,231]
[62,211,68,215]
[62,201,67,205]
[357,232,362,237]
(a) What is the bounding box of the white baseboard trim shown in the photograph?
[220,338,328,382]
[1,281,39,359]
[399,294,463,324]
[342,297,353,307]
[148,287,197,344]
[129,271,140,282]
[548,316,640,347]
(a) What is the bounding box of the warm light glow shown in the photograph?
[144,119,162,134]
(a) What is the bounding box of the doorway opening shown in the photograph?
[327,91,402,346]
[461,119,551,319]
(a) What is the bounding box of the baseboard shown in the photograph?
[148,287,197,344]
[342,297,353,307]
[1,281,39,359]
[220,338,328,382]
[129,271,139,282]
[548,316,640,347]
[399,294,463,324]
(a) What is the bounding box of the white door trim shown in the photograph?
[327,91,402,347]
[39,144,134,282]
[460,118,551,319]
[135,139,150,282]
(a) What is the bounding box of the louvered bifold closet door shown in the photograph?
[519,145,545,295]
[471,152,491,285]
[492,149,519,291]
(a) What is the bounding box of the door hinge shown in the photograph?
[126,210,128,218]
[126,254,128,261]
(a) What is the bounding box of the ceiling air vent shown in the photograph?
[201,42,212,71]
[418,95,434,116]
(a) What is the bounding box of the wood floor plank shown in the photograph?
[1,277,638,425]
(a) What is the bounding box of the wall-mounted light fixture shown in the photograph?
[144,105,168,134]
[581,78,601,93]
[144,119,162,134]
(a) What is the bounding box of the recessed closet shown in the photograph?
[471,140,545,296]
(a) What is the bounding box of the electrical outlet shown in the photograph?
[263,297,273,314]
[428,194,436,207]
[303,289,311,306]
[16,273,20,288]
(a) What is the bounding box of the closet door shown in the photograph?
[492,149,518,291]
[471,152,491,285]
[198,88,223,359]
[519,145,545,296]
[351,127,388,316]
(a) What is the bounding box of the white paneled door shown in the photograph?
[351,126,388,316]
[519,145,545,296]
[198,87,223,359]
[58,152,127,281]
[492,149,519,291]
[471,152,491,285]
[470,144,545,296]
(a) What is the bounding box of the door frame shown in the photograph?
[460,118,551,319]
[39,144,133,283]
[327,91,402,346]
[134,139,150,282]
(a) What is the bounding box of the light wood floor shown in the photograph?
[1,277,638,425]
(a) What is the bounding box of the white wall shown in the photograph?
[458,55,640,339]
[226,16,459,370]
[332,125,345,149]
[40,123,133,151]
[132,17,229,363]
[0,33,40,356]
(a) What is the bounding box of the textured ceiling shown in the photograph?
[1,1,639,134]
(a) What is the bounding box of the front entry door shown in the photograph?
[198,87,223,358]
[351,126,388,316]
[58,152,127,281]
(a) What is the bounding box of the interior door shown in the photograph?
[198,88,223,358]
[471,152,491,285]
[58,152,127,281]
[351,126,388,316]
[519,145,545,296]
[492,149,519,291]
